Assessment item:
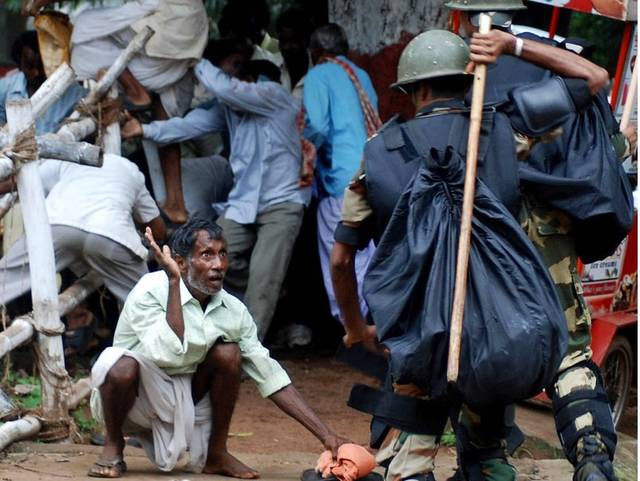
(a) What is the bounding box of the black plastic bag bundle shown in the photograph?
[519,95,634,263]
[363,147,568,407]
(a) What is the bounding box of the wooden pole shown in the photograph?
[0,415,42,452]
[620,59,637,131]
[102,86,122,155]
[0,272,103,360]
[73,26,154,115]
[30,64,77,121]
[0,319,34,359]
[68,378,92,411]
[55,117,97,143]
[0,64,77,137]
[446,14,492,384]
[7,100,71,421]
[0,137,103,181]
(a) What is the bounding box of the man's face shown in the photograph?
[219,53,247,79]
[179,230,229,297]
[279,27,307,66]
[20,46,45,89]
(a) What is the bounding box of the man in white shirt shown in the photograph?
[88,218,346,478]
[0,154,165,304]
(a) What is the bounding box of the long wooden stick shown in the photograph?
[620,58,637,131]
[447,14,492,384]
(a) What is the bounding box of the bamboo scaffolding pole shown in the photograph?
[0,271,104,360]
[71,27,154,117]
[0,319,33,359]
[68,378,92,411]
[0,415,41,452]
[7,100,71,420]
[0,64,77,137]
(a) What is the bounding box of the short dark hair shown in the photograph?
[309,23,349,56]
[11,31,40,65]
[407,75,472,99]
[170,218,224,258]
[218,0,270,44]
[275,7,311,40]
[247,59,281,83]
[203,38,251,66]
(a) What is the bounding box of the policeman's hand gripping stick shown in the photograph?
[446,13,492,384]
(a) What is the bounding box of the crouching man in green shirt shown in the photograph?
[88,218,346,479]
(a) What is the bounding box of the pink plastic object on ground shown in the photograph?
[314,443,377,481]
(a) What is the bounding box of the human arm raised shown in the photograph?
[195,60,288,115]
[144,227,185,342]
[468,30,609,94]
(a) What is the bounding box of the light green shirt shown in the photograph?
[113,271,291,397]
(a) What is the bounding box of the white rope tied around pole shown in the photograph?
[1,126,39,167]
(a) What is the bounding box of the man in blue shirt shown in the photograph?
[303,23,378,325]
[122,56,310,341]
[0,31,85,135]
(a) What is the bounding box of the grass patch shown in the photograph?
[72,407,99,434]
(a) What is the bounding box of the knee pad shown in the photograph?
[548,360,617,466]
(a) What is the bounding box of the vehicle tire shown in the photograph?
[602,335,633,429]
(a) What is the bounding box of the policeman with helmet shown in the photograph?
[445,2,623,481]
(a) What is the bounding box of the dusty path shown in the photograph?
[0,356,635,480]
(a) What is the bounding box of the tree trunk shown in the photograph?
[329,0,450,120]
[330,0,448,54]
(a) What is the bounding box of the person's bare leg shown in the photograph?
[192,342,259,479]
[153,100,188,224]
[89,356,139,477]
[118,68,152,107]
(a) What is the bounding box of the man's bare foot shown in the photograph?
[203,451,260,479]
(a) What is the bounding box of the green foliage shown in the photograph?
[567,12,624,75]
[72,407,99,433]
[441,430,456,446]
[8,374,42,410]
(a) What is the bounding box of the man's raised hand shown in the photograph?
[468,29,516,66]
[144,227,181,281]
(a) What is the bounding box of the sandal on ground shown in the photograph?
[301,468,383,481]
[87,458,128,478]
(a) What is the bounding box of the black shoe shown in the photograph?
[574,461,618,481]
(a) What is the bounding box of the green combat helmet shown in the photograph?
[392,30,470,90]
[444,0,526,11]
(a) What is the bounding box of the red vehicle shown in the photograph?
[581,214,637,427]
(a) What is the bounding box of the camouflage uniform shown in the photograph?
[520,194,618,481]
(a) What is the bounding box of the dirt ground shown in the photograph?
[0,355,636,481]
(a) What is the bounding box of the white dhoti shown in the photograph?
[70,0,208,116]
[90,347,212,473]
